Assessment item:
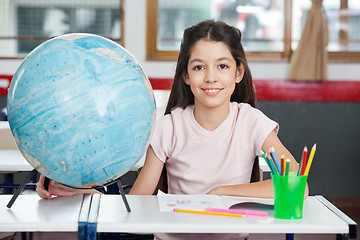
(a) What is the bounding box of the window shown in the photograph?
[147,0,360,61]
[0,0,124,58]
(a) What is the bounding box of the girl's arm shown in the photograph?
[207,129,309,198]
[129,146,164,195]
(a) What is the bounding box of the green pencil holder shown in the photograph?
[271,172,308,219]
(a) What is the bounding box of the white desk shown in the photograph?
[0,150,33,172]
[97,195,349,234]
[0,194,357,240]
[0,194,84,232]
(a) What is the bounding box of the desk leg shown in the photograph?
[286,233,294,240]
[3,173,14,194]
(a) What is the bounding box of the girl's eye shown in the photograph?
[218,64,229,69]
[193,65,204,71]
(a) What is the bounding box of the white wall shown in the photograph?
[1,0,359,81]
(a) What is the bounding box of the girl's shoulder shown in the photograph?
[170,105,194,115]
[233,102,268,120]
[156,105,193,126]
[233,102,257,113]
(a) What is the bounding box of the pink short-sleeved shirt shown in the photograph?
[151,102,278,195]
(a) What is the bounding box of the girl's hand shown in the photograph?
[36,174,92,199]
[36,174,52,199]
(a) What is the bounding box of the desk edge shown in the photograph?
[315,195,357,239]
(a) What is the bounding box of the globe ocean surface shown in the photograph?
[7,33,156,188]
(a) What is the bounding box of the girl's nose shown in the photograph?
[205,69,217,83]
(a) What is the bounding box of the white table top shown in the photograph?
[0,150,34,171]
[0,121,10,129]
[0,194,354,237]
[97,195,349,234]
[0,194,84,232]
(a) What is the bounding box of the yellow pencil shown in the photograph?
[174,208,245,218]
[304,143,316,175]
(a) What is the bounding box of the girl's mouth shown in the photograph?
[202,88,223,96]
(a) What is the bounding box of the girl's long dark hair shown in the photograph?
[165,19,256,115]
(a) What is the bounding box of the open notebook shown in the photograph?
[157,190,274,212]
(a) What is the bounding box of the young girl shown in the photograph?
[129,19,307,240]
[129,19,304,197]
[37,19,307,239]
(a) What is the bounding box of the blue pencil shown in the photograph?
[269,146,281,173]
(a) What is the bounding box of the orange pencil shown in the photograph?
[174,209,245,218]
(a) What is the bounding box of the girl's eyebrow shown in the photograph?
[189,57,232,65]
[189,58,203,65]
[216,57,232,62]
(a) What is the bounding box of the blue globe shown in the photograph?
[7,33,156,188]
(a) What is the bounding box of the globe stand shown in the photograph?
[6,170,132,213]
[116,179,131,212]
[7,169,38,208]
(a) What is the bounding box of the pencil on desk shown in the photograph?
[304,143,316,175]
[174,209,245,218]
[206,208,268,216]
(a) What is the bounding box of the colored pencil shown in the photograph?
[267,156,279,175]
[301,146,308,175]
[298,146,308,176]
[206,208,268,216]
[262,150,266,157]
[285,158,290,176]
[262,150,274,174]
[280,154,285,175]
[304,143,316,175]
[269,146,281,174]
[174,209,245,218]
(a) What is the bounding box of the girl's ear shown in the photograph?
[235,63,245,83]
[184,71,190,85]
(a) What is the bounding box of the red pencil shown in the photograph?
[299,146,308,176]
[280,154,285,175]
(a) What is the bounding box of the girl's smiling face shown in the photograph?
[185,39,244,112]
